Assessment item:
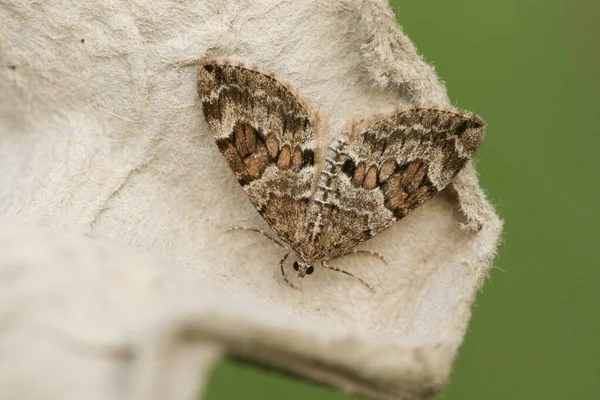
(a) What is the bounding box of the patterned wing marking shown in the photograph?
[313,109,486,258]
[198,63,316,246]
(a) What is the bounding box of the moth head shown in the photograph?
[293,261,314,280]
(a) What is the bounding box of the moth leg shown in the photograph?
[340,249,388,265]
[279,251,299,290]
[320,260,376,293]
[225,226,286,249]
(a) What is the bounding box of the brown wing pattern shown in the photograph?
[321,109,486,253]
[197,64,316,246]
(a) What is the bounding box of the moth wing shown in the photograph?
[198,64,316,246]
[322,109,486,253]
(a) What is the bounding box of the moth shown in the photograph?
[198,63,486,291]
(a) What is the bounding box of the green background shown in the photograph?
[205,1,600,399]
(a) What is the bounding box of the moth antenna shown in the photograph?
[321,260,376,293]
[225,226,287,249]
[340,249,388,265]
[279,251,299,290]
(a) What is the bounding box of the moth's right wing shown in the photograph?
[198,63,317,246]
[318,109,486,257]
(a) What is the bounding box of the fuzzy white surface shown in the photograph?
[0,0,502,399]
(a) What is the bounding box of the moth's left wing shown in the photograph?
[321,108,486,254]
[197,63,317,246]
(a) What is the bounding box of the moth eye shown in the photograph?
[293,261,299,271]
[306,266,314,275]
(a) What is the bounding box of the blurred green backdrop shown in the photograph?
[205,1,600,399]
